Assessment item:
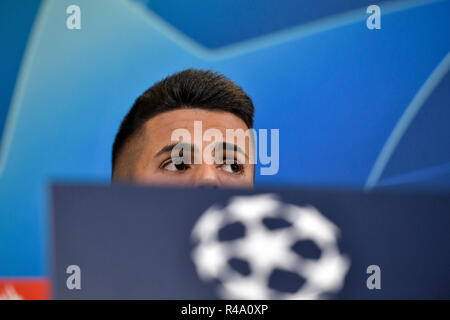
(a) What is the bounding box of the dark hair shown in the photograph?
[112,69,255,174]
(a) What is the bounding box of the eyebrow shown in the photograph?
[154,142,197,158]
[154,142,248,159]
[216,142,248,159]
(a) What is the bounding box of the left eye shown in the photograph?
[222,163,243,174]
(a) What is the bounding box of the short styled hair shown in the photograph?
[111,69,255,174]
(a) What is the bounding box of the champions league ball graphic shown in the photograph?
[191,194,350,299]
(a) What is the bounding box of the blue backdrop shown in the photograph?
[0,0,449,280]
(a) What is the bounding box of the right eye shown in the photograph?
[161,159,189,172]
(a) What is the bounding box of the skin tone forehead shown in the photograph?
[145,108,249,140]
[127,108,254,185]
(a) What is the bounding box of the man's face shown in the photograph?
[113,109,255,188]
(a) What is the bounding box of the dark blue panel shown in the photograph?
[51,184,450,299]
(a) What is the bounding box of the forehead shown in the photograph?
[143,108,249,136]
